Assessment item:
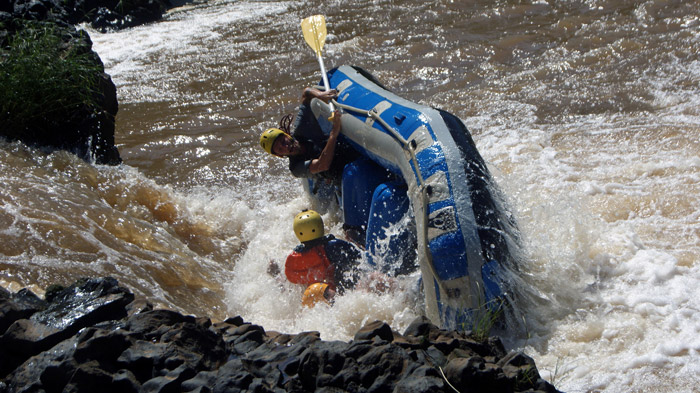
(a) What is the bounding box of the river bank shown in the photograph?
[0,277,559,392]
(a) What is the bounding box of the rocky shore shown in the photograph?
[0,277,560,393]
[1,0,184,165]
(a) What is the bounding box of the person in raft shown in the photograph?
[283,210,398,307]
[259,87,358,186]
[285,210,362,301]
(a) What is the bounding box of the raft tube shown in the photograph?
[307,65,518,329]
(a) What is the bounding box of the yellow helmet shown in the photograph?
[302,283,330,307]
[293,210,324,242]
[260,128,286,156]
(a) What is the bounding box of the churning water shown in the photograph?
[2,0,699,391]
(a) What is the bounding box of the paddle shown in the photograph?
[301,15,334,112]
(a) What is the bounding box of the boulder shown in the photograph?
[0,17,121,165]
[0,277,133,377]
[0,278,562,393]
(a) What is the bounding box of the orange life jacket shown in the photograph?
[285,244,336,291]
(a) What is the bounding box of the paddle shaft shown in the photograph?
[316,54,334,111]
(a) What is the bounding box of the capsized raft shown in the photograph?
[306,65,519,329]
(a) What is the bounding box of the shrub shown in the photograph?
[0,20,103,140]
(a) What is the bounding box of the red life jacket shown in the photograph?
[285,243,336,291]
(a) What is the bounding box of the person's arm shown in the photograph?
[301,87,337,105]
[326,238,363,291]
[308,110,342,174]
[289,156,312,178]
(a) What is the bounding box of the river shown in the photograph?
[1,0,699,391]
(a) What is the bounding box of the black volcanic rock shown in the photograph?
[0,277,561,393]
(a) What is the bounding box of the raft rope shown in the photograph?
[332,99,426,188]
[331,97,445,306]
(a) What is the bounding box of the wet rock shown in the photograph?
[0,279,562,393]
[403,315,439,338]
[33,277,133,329]
[0,288,46,335]
[444,356,506,393]
[141,364,197,393]
[0,277,133,378]
[394,373,444,393]
[112,369,142,393]
[181,370,216,393]
[353,320,395,342]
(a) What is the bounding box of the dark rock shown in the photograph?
[73,326,132,364]
[232,328,266,354]
[125,309,196,338]
[353,320,394,342]
[159,319,226,367]
[223,315,245,326]
[498,351,560,392]
[424,345,448,368]
[181,370,217,393]
[125,299,154,317]
[444,355,511,393]
[458,334,508,358]
[366,374,393,393]
[0,0,189,168]
[329,358,360,389]
[345,341,373,359]
[403,315,439,338]
[0,18,121,165]
[0,278,563,393]
[116,340,180,382]
[288,331,320,346]
[4,337,79,392]
[430,335,459,355]
[359,365,381,388]
[44,284,66,303]
[2,0,180,30]
[393,374,444,393]
[0,277,133,377]
[0,288,46,335]
[32,277,133,331]
[141,364,197,393]
[63,361,115,393]
[112,369,142,393]
[213,359,254,393]
[115,339,158,369]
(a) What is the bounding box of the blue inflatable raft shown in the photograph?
[306,65,518,329]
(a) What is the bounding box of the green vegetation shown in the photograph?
[456,288,506,342]
[0,21,103,138]
[471,299,505,342]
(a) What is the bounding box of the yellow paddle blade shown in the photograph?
[301,15,327,57]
